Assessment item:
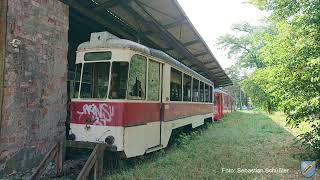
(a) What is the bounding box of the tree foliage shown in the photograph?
[218,0,320,157]
[222,64,248,109]
[217,23,266,68]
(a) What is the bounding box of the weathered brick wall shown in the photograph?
[0,0,68,176]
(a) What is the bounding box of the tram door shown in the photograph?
[159,63,164,145]
[145,59,163,148]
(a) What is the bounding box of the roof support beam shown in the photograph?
[215,73,228,78]
[216,81,233,86]
[163,17,187,29]
[207,67,221,71]
[163,39,201,51]
[59,0,163,50]
[137,1,177,19]
[94,0,120,11]
[143,31,154,36]
[215,83,232,87]
[216,78,231,82]
[204,61,218,65]
[194,51,208,57]
[120,1,216,79]
[59,0,132,38]
[183,39,201,46]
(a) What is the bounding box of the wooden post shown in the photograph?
[0,0,7,138]
[77,144,105,180]
[30,142,64,179]
[55,142,63,176]
[95,145,104,179]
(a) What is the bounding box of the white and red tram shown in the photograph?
[69,32,214,158]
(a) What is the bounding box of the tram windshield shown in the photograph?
[75,61,130,99]
[80,62,111,98]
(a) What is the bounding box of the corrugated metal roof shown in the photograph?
[61,0,233,87]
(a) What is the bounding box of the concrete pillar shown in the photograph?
[0,0,69,176]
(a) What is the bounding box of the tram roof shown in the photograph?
[213,89,228,95]
[60,0,233,87]
[78,34,214,85]
[214,89,234,98]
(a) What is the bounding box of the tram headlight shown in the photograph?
[105,136,115,145]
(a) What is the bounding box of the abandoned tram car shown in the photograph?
[69,32,214,158]
[213,89,233,121]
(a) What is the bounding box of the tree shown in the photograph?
[217,22,271,68]
[217,22,277,111]
[219,0,320,157]
[222,63,248,109]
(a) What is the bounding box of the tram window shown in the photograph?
[128,55,147,100]
[224,96,227,108]
[84,51,112,61]
[170,68,182,101]
[192,78,199,102]
[183,74,192,101]
[214,95,218,105]
[109,62,129,99]
[148,60,160,101]
[209,86,213,103]
[205,84,209,102]
[70,63,82,98]
[200,82,204,102]
[80,62,110,98]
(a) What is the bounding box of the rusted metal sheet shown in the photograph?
[0,0,7,139]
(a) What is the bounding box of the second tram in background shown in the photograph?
[213,89,233,121]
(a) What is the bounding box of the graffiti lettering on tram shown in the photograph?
[77,103,115,125]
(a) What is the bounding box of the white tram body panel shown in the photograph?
[69,32,214,158]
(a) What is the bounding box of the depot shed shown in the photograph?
[0,0,232,175]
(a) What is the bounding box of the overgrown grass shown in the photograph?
[104,111,317,179]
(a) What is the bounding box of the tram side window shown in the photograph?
[183,74,192,101]
[80,62,110,98]
[170,68,182,101]
[214,95,217,105]
[128,55,147,100]
[209,86,213,103]
[148,60,160,101]
[205,84,209,102]
[192,78,199,102]
[109,62,129,99]
[71,63,82,98]
[223,95,227,108]
[199,81,204,102]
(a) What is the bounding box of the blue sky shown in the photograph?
[178,0,267,69]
